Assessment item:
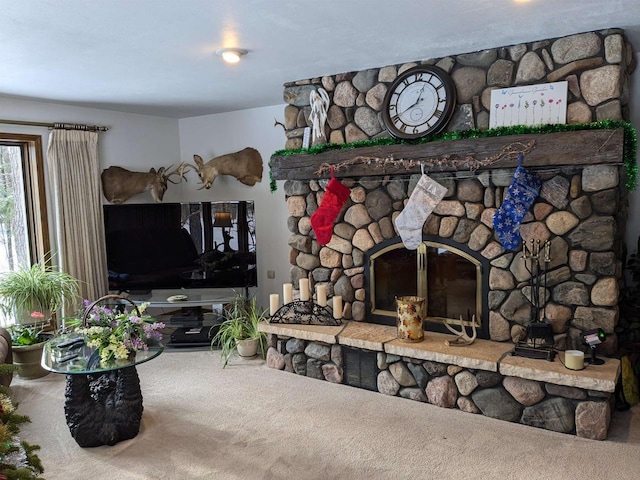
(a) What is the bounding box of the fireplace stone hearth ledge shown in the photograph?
[260,321,620,440]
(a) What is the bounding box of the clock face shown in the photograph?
[381,66,456,139]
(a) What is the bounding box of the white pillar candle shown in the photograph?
[299,278,310,301]
[333,295,343,319]
[269,294,280,316]
[564,350,585,370]
[283,283,293,304]
[316,284,327,307]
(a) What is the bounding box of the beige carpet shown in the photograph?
[10,349,640,480]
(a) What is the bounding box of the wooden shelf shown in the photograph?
[269,129,624,180]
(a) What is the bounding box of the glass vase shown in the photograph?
[396,296,425,343]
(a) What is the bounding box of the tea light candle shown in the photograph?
[316,284,327,307]
[299,278,310,301]
[283,283,293,304]
[564,350,585,370]
[333,295,343,319]
[269,294,280,316]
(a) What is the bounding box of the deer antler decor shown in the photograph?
[443,315,477,347]
[175,147,263,189]
[101,164,187,203]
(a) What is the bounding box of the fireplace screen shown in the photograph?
[367,240,484,332]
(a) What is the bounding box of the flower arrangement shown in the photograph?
[74,299,165,366]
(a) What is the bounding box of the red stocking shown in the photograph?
[311,169,351,245]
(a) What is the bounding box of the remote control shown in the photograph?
[57,337,85,348]
[57,353,78,363]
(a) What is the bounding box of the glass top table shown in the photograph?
[41,333,164,375]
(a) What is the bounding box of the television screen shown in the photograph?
[103,201,256,293]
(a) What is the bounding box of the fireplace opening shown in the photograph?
[365,236,489,339]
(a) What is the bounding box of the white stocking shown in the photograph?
[395,174,447,250]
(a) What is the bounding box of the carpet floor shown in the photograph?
[10,349,640,480]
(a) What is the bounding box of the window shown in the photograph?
[0,133,50,272]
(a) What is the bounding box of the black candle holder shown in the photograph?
[269,300,341,326]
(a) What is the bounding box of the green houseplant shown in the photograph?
[0,257,80,379]
[211,294,268,367]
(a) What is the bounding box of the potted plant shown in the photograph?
[0,257,80,379]
[211,294,268,367]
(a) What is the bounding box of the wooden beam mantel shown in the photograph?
[269,129,624,180]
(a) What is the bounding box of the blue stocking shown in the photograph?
[493,154,541,250]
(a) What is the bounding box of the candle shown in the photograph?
[333,295,343,319]
[316,284,327,307]
[299,278,310,301]
[269,294,280,316]
[564,350,585,370]
[283,283,293,304]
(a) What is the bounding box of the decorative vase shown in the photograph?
[396,296,425,343]
[236,338,259,358]
[12,342,49,379]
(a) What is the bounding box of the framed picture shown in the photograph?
[489,81,568,128]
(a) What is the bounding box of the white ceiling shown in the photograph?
[1,0,639,119]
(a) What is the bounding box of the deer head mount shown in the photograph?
[176,147,263,189]
[101,165,186,204]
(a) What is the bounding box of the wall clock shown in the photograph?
[381,65,456,139]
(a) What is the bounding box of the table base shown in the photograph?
[64,366,143,447]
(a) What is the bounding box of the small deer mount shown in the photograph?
[101,165,186,203]
[177,147,263,189]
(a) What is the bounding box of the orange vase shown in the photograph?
[396,296,425,343]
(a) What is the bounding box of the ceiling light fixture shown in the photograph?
[216,48,248,64]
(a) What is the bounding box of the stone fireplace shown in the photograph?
[262,28,634,439]
[277,156,626,354]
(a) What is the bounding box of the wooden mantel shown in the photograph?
[269,128,624,180]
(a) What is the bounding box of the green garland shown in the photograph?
[0,384,44,480]
[270,120,638,192]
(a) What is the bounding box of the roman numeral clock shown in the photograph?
[381,65,456,139]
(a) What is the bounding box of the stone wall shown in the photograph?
[281,28,634,149]
[285,163,625,353]
[265,333,612,440]
[281,28,634,354]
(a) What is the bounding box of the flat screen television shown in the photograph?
[103,201,256,293]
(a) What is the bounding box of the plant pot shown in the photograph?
[236,338,259,358]
[12,342,49,379]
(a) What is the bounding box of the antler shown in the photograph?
[165,162,196,184]
[444,315,477,347]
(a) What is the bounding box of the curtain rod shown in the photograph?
[0,118,109,132]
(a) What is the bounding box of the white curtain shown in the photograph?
[47,130,108,304]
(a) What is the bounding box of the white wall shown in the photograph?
[0,95,180,265]
[178,105,291,309]
[0,96,291,309]
[0,96,180,172]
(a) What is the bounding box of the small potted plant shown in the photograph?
[211,294,268,367]
[0,256,80,379]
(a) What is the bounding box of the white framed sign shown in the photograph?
[489,81,568,128]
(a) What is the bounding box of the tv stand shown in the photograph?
[123,289,237,348]
[125,288,238,307]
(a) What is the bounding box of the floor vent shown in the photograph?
[343,347,378,391]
